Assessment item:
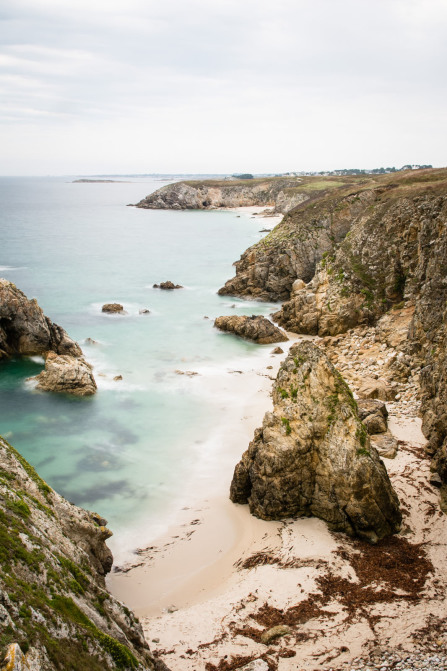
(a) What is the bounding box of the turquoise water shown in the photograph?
[0,176,279,550]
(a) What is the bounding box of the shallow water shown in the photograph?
[0,176,279,552]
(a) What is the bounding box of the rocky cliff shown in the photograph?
[0,280,96,395]
[134,176,348,214]
[230,342,401,542]
[0,434,167,671]
[220,168,447,484]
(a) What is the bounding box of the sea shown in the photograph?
[0,176,280,559]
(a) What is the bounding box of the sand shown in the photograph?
[107,210,447,670]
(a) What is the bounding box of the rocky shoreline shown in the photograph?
[113,169,447,671]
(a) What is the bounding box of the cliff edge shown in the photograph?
[0,434,168,671]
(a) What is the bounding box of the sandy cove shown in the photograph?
[108,212,447,671]
[108,331,447,670]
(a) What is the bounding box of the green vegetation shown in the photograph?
[357,448,370,457]
[355,424,368,448]
[1,436,52,498]
[278,387,289,399]
[281,418,292,435]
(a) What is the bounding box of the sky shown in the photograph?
[0,0,446,175]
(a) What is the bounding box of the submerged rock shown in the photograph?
[34,352,97,396]
[230,341,401,542]
[214,315,288,344]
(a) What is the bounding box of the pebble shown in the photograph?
[334,648,447,671]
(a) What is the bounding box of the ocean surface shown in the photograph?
[0,176,279,557]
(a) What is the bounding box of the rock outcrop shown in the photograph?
[102,303,126,314]
[214,316,288,344]
[134,177,312,214]
[0,434,168,670]
[0,280,97,396]
[0,279,81,359]
[217,169,447,484]
[34,352,97,396]
[217,186,361,301]
[230,342,401,542]
[153,282,183,290]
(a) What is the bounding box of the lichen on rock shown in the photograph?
[230,341,401,542]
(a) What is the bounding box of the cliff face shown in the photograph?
[230,342,401,542]
[220,168,447,483]
[134,177,311,214]
[0,280,96,396]
[0,435,167,671]
[218,189,368,301]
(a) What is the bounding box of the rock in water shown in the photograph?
[0,279,97,396]
[230,341,401,542]
[34,352,97,396]
[153,281,183,290]
[214,315,288,344]
[0,279,81,358]
[101,303,126,313]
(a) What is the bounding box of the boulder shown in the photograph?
[272,346,284,354]
[101,303,125,313]
[370,433,399,459]
[230,341,401,542]
[357,399,388,434]
[34,352,97,396]
[214,315,288,344]
[357,377,396,402]
[153,282,183,290]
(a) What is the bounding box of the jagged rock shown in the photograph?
[33,352,97,396]
[153,282,183,290]
[139,308,150,314]
[102,303,125,313]
[370,433,399,459]
[218,189,363,301]
[358,378,396,402]
[272,346,284,354]
[214,316,288,344]
[260,625,291,644]
[357,399,388,434]
[85,337,99,345]
[230,342,401,542]
[0,279,81,358]
[0,435,164,670]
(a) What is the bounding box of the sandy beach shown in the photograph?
[107,214,447,671]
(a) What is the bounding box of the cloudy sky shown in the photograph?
[1,0,446,175]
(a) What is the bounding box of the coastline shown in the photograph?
[108,205,447,670]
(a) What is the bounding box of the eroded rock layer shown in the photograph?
[0,435,168,670]
[230,341,401,542]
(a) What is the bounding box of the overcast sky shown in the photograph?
[1,0,446,175]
